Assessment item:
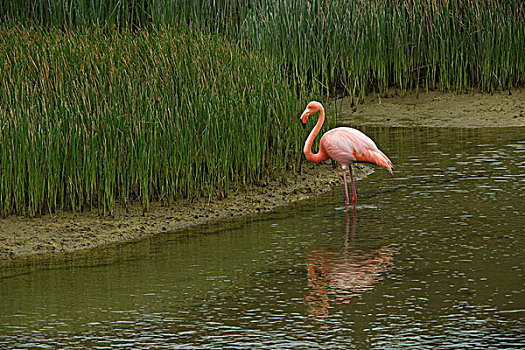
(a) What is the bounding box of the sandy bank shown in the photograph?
[336,90,525,128]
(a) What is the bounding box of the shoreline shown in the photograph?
[0,163,371,261]
[335,89,525,128]
[1,90,524,262]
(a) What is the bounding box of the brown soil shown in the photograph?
[0,163,371,260]
[2,90,524,261]
[335,89,525,128]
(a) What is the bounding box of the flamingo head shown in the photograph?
[300,101,323,128]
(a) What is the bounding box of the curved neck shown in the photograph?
[303,106,329,163]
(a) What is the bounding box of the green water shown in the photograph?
[1,127,524,349]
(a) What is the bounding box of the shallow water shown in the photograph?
[1,127,524,349]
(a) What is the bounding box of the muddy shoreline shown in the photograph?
[0,163,371,260]
[336,89,525,128]
[1,90,524,261]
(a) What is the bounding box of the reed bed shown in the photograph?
[240,0,525,98]
[1,1,523,216]
[0,0,250,33]
[0,26,308,216]
[3,0,524,97]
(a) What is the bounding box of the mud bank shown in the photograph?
[0,163,371,260]
[336,90,525,128]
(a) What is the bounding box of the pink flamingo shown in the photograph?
[300,101,393,208]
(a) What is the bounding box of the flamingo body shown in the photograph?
[320,127,393,172]
[300,101,393,208]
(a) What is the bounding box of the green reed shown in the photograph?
[1,1,523,216]
[0,26,309,216]
[239,0,525,98]
[0,0,250,33]
[3,1,523,97]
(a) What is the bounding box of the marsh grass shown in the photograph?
[0,0,250,33]
[1,0,523,216]
[240,0,525,99]
[0,26,314,216]
[3,0,523,97]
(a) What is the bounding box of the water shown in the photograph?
[1,127,524,349]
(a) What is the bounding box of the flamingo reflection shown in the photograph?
[305,209,393,320]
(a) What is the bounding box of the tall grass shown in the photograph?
[0,0,250,33]
[240,0,525,98]
[0,26,308,216]
[2,0,524,97]
[1,1,523,216]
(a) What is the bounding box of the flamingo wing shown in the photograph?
[320,127,393,173]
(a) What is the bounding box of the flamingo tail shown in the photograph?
[365,148,394,174]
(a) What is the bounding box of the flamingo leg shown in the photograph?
[343,166,350,209]
[349,165,357,207]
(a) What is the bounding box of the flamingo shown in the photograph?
[300,101,393,208]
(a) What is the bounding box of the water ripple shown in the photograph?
[1,127,524,349]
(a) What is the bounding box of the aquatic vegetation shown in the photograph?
[0,26,309,216]
[3,0,524,97]
[240,0,525,98]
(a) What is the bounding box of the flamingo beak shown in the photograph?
[300,108,310,129]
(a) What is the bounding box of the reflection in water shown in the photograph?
[1,127,523,349]
[305,210,394,320]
